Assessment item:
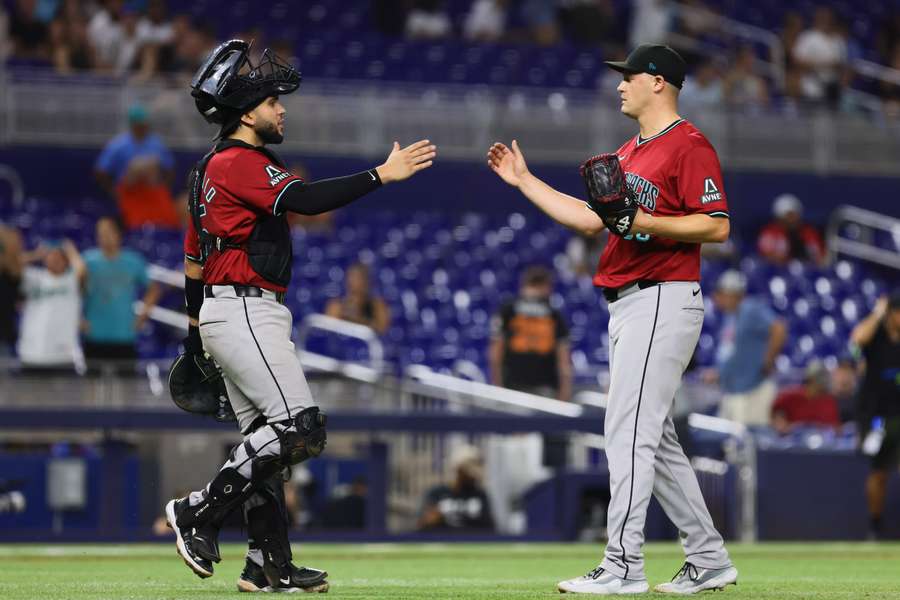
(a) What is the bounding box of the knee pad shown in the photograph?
[278,407,327,466]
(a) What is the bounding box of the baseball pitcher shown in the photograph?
[488,44,737,595]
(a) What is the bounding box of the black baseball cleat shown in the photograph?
[244,558,329,594]
[191,523,223,564]
[237,559,270,593]
[165,498,214,579]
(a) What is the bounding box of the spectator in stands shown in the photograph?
[463,0,508,43]
[418,445,495,532]
[558,0,616,48]
[781,66,813,115]
[9,0,49,62]
[831,357,859,424]
[325,262,391,335]
[94,103,180,230]
[16,240,85,372]
[405,0,452,40]
[136,0,174,50]
[757,193,826,266]
[669,0,719,66]
[48,8,93,74]
[776,11,804,70]
[851,293,900,539]
[708,270,787,426]
[628,0,671,49]
[771,360,841,434]
[156,14,198,74]
[723,46,769,110]
[82,217,160,369]
[520,0,560,46]
[490,265,572,467]
[320,476,368,530]
[86,0,124,72]
[490,265,572,402]
[0,225,23,359]
[679,59,723,109]
[792,7,847,108]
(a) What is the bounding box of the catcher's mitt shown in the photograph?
[168,349,236,423]
[580,153,639,237]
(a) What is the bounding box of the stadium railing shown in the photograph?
[0,330,756,541]
[825,204,900,270]
[2,67,900,176]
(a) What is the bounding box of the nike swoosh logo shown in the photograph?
[280,577,291,585]
[692,288,701,296]
[369,171,376,181]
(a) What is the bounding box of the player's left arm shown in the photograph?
[631,212,728,243]
[630,143,730,243]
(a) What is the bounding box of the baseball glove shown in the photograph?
[168,345,236,423]
[579,153,639,237]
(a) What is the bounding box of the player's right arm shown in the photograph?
[233,141,437,217]
[487,140,606,237]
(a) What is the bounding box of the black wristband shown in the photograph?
[185,276,204,319]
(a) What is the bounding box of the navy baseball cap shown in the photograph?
[605,44,687,89]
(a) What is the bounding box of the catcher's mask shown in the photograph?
[191,39,301,138]
[167,353,235,423]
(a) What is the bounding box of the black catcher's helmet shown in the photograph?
[190,39,301,136]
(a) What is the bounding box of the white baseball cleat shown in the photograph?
[653,562,738,594]
[558,566,650,594]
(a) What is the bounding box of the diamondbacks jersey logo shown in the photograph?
[264,164,291,187]
[624,172,659,211]
[700,178,721,204]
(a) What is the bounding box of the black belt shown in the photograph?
[204,284,286,304]
[602,279,662,303]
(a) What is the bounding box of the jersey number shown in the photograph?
[623,232,651,242]
[203,176,217,204]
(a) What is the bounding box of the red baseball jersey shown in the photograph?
[593,119,729,289]
[184,145,303,292]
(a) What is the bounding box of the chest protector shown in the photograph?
[188,140,292,287]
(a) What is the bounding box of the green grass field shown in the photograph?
[1,542,899,599]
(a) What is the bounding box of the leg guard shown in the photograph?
[276,406,327,465]
[178,407,326,562]
[246,473,292,567]
[246,465,327,592]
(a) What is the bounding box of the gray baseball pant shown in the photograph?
[600,282,731,581]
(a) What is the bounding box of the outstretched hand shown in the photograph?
[487,140,530,187]
[376,139,437,184]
